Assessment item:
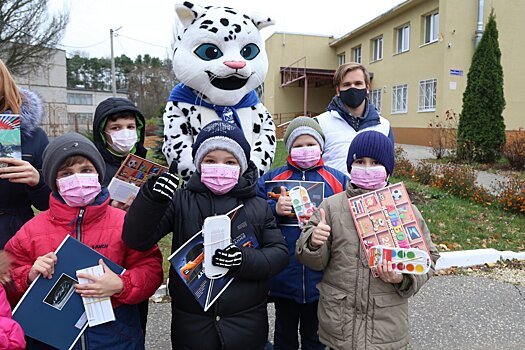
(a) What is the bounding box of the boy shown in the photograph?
[5,133,163,349]
[256,117,348,350]
[123,120,289,350]
[296,131,440,350]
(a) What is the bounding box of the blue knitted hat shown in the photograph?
[192,120,251,173]
[347,131,395,175]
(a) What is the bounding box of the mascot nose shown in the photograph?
[224,61,246,69]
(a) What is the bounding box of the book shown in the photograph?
[168,205,258,312]
[0,114,22,167]
[263,180,325,226]
[348,182,431,273]
[107,153,168,203]
[13,236,125,350]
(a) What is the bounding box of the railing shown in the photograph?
[280,57,306,87]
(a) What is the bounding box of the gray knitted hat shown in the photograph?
[283,116,325,153]
[42,132,106,193]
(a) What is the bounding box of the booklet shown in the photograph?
[168,205,258,312]
[13,236,125,350]
[348,182,431,274]
[263,180,325,226]
[0,114,22,167]
[107,153,168,203]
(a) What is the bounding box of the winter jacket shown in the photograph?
[92,98,147,186]
[296,186,440,350]
[0,286,25,350]
[316,98,393,176]
[123,162,289,350]
[5,189,163,349]
[0,89,50,248]
[256,157,348,304]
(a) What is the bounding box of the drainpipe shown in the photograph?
[475,0,485,47]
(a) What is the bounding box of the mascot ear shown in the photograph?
[249,13,275,30]
[175,2,207,28]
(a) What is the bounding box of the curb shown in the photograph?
[435,248,525,270]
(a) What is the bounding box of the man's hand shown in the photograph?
[376,259,404,284]
[310,208,331,248]
[152,172,179,201]
[276,186,292,216]
[75,259,124,298]
[28,252,57,284]
[0,158,40,187]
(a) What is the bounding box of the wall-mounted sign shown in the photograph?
[450,69,463,76]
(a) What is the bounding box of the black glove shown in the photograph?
[152,172,179,201]
[212,244,243,272]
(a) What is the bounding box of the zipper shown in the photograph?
[301,170,305,181]
[75,207,87,350]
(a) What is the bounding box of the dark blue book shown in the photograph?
[13,235,125,350]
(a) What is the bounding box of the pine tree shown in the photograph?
[457,10,505,163]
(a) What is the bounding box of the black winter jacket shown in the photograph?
[92,97,147,186]
[0,89,50,248]
[123,162,288,350]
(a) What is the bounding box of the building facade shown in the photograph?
[264,0,524,145]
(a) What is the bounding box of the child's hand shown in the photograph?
[75,259,123,298]
[28,252,57,284]
[0,251,12,285]
[310,208,330,248]
[0,158,40,187]
[276,186,292,216]
[376,259,404,284]
[152,172,179,201]
[110,195,136,212]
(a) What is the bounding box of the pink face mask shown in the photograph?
[57,173,102,207]
[290,146,321,169]
[350,165,388,190]
[200,164,240,195]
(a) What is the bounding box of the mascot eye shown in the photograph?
[240,44,260,60]
[194,44,224,61]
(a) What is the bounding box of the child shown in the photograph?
[0,251,25,350]
[256,117,348,350]
[122,120,289,350]
[4,132,163,349]
[92,97,150,334]
[296,131,440,350]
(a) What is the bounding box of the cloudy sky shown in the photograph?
[50,0,405,59]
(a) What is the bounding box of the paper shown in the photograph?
[0,114,21,167]
[76,265,116,327]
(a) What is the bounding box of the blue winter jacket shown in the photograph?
[256,157,348,303]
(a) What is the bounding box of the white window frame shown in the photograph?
[338,52,346,65]
[371,36,383,62]
[352,46,362,63]
[67,93,93,105]
[392,84,408,114]
[424,12,439,44]
[370,88,382,112]
[397,24,410,53]
[418,79,437,112]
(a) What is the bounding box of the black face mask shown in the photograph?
[339,87,367,108]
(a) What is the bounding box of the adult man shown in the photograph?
[315,62,394,176]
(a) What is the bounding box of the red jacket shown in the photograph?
[5,192,163,307]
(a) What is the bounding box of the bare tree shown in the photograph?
[0,0,69,75]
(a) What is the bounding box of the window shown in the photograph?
[418,79,437,111]
[67,93,93,105]
[338,52,346,65]
[352,46,362,63]
[396,24,410,53]
[68,113,93,130]
[424,12,439,44]
[370,89,382,112]
[392,84,408,114]
[371,36,383,62]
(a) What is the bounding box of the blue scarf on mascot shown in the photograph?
[168,83,260,131]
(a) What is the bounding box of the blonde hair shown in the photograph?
[333,62,370,88]
[0,59,23,114]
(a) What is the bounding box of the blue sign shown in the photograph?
[450,69,463,76]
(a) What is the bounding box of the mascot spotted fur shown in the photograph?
[162,2,276,183]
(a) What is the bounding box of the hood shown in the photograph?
[92,98,147,165]
[187,161,258,199]
[19,88,44,137]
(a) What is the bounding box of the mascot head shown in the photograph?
[172,2,274,106]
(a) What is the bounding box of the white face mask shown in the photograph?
[106,129,137,154]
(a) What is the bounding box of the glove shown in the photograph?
[212,244,243,272]
[152,172,179,201]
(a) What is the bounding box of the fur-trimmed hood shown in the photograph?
[19,88,44,137]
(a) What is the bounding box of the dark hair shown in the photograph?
[107,112,136,123]
[58,155,91,171]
